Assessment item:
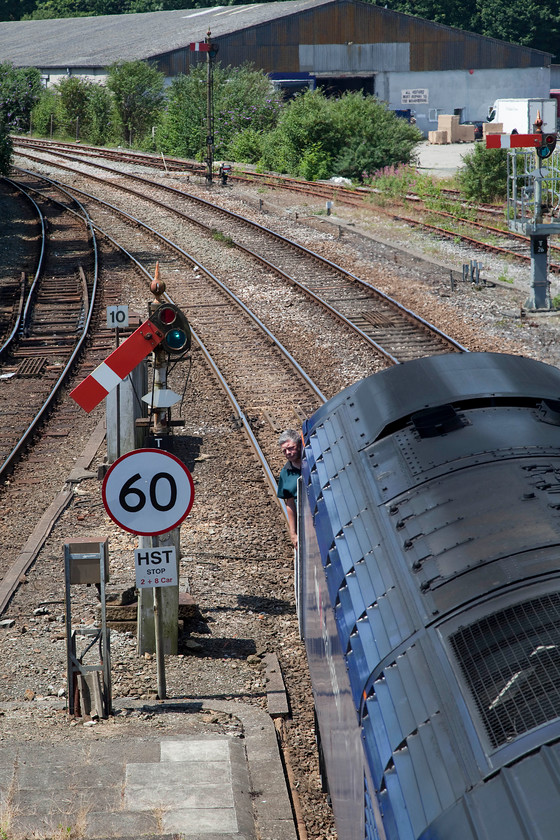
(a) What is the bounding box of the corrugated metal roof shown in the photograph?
[0,0,334,67]
[0,0,551,71]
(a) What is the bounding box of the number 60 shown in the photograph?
[119,472,177,513]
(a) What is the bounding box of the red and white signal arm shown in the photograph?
[102,448,194,536]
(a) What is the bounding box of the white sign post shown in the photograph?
[102,449,194,698]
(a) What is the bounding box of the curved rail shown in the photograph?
[13,145,468,359]
[0,179,46,358]
[0,181,99,481]
[20,167,328,403]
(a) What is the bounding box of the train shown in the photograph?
[298,351,560,840]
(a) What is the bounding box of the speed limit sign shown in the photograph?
[102,449,194,535]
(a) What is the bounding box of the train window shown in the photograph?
[449,592,560,748]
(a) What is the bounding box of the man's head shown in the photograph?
[279,429,301,461]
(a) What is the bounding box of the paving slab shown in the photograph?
[0,699,298,840]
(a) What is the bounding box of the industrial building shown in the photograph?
[0,0,553,136]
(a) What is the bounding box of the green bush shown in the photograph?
[227,127,264,164]
[159,62,283,160]
[107,60,165,146]
[85,83,118,145]
[457,142,508,202]
[0,62,42,132]
[55,76,92,139]
[298,142,332,180]
[257,89,422,181]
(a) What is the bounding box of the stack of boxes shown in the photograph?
[428,115,476,144]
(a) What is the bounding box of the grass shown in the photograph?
[211,228,235,247]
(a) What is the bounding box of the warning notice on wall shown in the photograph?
[402,89,429,104]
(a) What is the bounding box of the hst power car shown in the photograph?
[300,352,560,840]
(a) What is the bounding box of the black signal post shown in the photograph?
[205,30,219,185]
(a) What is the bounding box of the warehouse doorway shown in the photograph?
[315,75,374,96]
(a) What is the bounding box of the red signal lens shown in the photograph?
[159,306,177,325]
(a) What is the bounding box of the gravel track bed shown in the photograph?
[4,157,560,840]
[13,153,390,393]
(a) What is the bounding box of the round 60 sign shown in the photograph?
[102,448,195,536]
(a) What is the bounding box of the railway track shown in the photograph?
[0,177,97,479]
[13,141,466,364]
[15,136,552,278]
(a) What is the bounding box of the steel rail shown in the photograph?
[15,149,402,363]
[0,178,46,358]
[0,178,99,481]
[27,169,328,405]
[365,202,560,273]
[13,146,467,357]
[12,166,327,525]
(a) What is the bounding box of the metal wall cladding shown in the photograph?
[416,740,560,840]
[300,42,409,73]
[153,0,548,77]
[361,636,473,840]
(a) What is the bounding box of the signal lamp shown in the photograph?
[537,133,557,159]
[150,302,191,355]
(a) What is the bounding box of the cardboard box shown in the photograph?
[456,124,475,142]
[483,122,503,136]
[429,130,448,144]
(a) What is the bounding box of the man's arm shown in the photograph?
[285,497,298,547]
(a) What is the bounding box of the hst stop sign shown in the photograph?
[102,449,194,535]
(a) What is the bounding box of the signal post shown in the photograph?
[487,121,559,310]
[71,267,194,698]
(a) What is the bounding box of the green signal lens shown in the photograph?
[166,328,188,350]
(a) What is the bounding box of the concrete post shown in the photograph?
[137,528,180,655]
[106,361,147,462]
[526,235,551,310]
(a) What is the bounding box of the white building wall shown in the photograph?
[42,68,108,88]
[376,66,551,137]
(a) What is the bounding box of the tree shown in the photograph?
[370,0,560,55]
[158,62,283,160]
[106,60,164,145]
[24,0,123,18]
[375,0,479,31]
[85,83,117,145]
[30,88,59,136]
[478,0,559,57]
[0,63,42,132]
[55,76,92,138]
[0,0,37,20]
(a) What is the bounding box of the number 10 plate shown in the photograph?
[102,448,195,535]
